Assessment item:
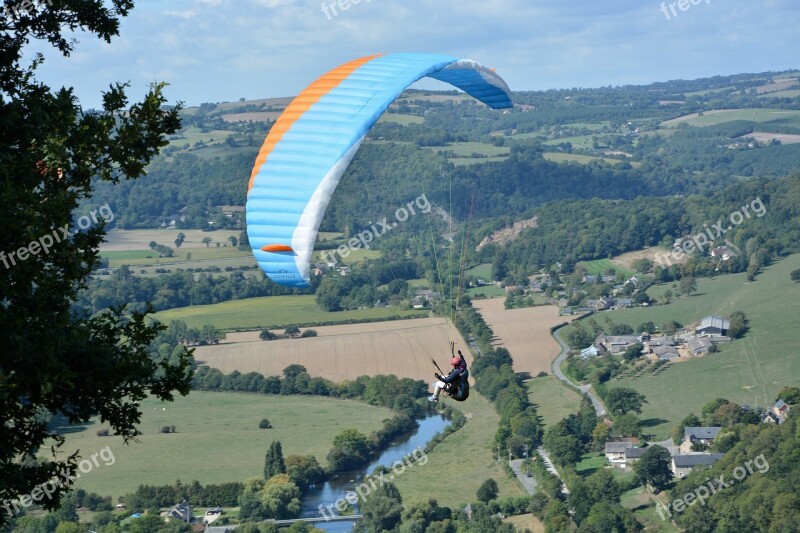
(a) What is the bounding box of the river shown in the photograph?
[298,413,451,532]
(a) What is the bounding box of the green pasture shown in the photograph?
[101,247,251,267]
[392,391,527,508]
[378,113,424,125]
[661,108,800,128]
[153,294,427,330]
[577,258,636,277]
[56,392,393,499]
[527,375,583,428]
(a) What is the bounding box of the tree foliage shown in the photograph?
[0,1,190,517]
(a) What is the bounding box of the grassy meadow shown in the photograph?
[526,375,583,428]
[57,392,393,499]
[392,391,527,508]
[154,294,427,330]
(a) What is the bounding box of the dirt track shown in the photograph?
[473,299,574,375]
[194,317,466,383]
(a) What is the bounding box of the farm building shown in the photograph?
[696,315,730,337]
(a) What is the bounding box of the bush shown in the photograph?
[259,418,272,429]
[96,429,109,437]
[300,329,318,338]
[476,478,498,502]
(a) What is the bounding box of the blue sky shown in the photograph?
[27,0,800,109]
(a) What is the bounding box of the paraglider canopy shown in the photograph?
[247,53,513,287]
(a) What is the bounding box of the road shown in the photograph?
[509,458,537,495]
[551,325,607,416]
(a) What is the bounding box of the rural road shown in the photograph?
[509,458,537,495]
[551,325,607,416]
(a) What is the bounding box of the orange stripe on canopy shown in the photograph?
[247,54,384,193]
[261,244,294,252]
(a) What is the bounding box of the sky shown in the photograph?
[25,0,800,109]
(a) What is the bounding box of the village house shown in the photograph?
[672,453,725,478]
[680,426,722,454]
[604,437,640,467]
[762,399,791,424]
[595,333,640,355]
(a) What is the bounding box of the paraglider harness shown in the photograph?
[431,344,470,402]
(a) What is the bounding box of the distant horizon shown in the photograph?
[161,65,799,110]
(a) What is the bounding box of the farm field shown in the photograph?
[102,229,243,252]
[526,375,583,428]
[738,132,800,145]
[610,246,687,270]
[565,253,800,440]
[542,135,596,149]
[543,152,635,167]
[473,298,575,376]
[154,294,428,331]
[577,258,636,277]
[195,317,463,383]
[661,108,800,128]
[465,285,506,298]
[464,263,492,279]
[378,113,424,124]
[392,390,527,508]
[57,392,393,499]
[100,247,251,267]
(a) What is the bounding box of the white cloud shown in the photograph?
[23,0,800,108]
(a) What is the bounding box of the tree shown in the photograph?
[635,445,673,491]
[262,474,302,519]
[259,418,272,429]
[679,276,698,296]
[300,329,318,338]
[264,441,286,480]
[791,268,800,282]
[260,328,278,341]
[604,387,648,415]
[777,386,800,404]
[476,479,499,502]
[202,236,213,247]
[228,235,238,247]
[359,483,403,532]
[0,2,187,519]
[622,342,644,361]
[637,321,657,334]
[591,421,611,451]
[611,413,641,437]
[728,311,749,338]
[284,325,301,338]
[174,232,185,248]
[285,455,325,492]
